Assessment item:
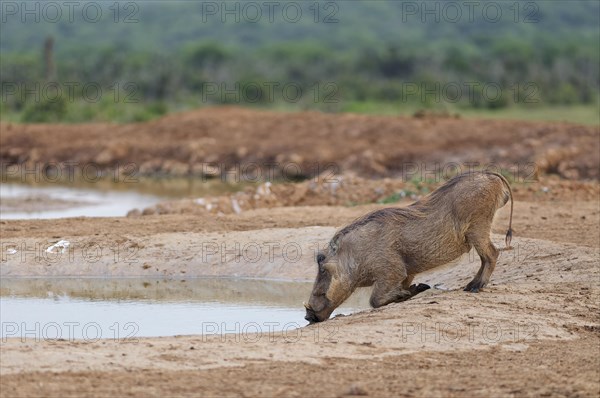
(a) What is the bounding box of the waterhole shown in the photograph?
[0,278,372,339]
[0,178,248,219]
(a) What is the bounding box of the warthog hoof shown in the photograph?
[409,283,431,296]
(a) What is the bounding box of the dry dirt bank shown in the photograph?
[2,199,598,252]
[2,107,599,179]
[126,174,599,217]
[2,225,597,280]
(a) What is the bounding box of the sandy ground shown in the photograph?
[1,198,599,397]
[1,109,599,396]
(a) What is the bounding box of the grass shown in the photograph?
[341,101,600,126]
[457,105,600,126]
[1,100,598,126]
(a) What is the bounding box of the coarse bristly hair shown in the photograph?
[305,170,514,323]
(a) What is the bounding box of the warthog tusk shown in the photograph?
[303,302,312,310]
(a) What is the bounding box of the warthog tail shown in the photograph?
[489,172,514,248]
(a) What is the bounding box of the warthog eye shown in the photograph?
[316,253,325,266]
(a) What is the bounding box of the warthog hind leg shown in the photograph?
[464,235,499,293]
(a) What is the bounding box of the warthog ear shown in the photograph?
[329,237,339,253]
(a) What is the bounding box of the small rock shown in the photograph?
[231,198,242,214]
[346,384,368,396]
[127,209,142,217]
[142,207,156,216]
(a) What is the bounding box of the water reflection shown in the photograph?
[0,177,249,219]
[0,278,372,338]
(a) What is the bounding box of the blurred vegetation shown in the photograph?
[0,1,598,124]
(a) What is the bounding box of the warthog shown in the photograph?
[304,171,513,323]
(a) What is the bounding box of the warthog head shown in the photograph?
[304,237,354,323]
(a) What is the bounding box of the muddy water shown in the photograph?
[0,178,247,219]
[0,184,163,219]
[0,278,372,338]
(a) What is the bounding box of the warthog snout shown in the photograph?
[303,302,320,323]
[304,303,331,324]
[304,295,332,323]
[304,249,352,323]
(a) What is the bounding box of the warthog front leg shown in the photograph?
[370,282,412,308]
[403,274,430,297]
[370,273,432,308]
[408,283,431,296]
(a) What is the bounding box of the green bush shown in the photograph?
[21,96,68,123]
